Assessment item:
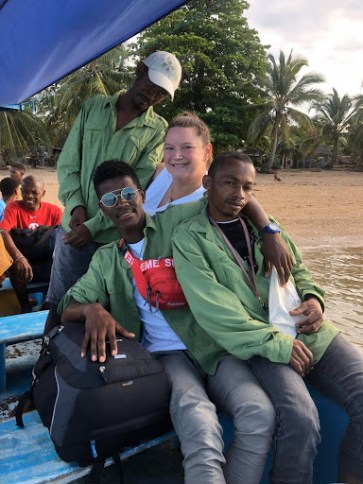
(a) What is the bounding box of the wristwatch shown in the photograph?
[259,222,281,235]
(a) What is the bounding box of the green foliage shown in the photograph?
[347,94,363,164]
[133,0,267,151]
[313,88,355,167]
[0,106,51,164]
[248,50,325,171]
[36,46,131,146]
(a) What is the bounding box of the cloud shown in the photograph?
[246,0,363,95]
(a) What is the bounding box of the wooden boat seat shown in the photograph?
[0,278,49,316]
[0,392,349,484]
[0,410,177,484]
[0,310,47,392]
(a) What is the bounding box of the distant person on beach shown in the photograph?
[44,51,183,330]
[0,175,62,312]
[171,151,363,484]
[60,160,277,484]
[0,177,20,221]
[8,162,26,183]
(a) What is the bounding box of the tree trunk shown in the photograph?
[332,136,339,166]
[326,135,338,169]
[264,117,279,172]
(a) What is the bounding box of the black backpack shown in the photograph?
[16,323,172,480]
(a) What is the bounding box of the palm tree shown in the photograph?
[313,88,355,168]
[347,93,363,165]
[0,107,51,166]
[248,50,325,172]
[37,45,131,146]
[278,124,322,169]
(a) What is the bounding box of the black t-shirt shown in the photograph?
[216,217,258,270]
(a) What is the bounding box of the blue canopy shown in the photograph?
[0,104,22,111]
[0,0,188,104]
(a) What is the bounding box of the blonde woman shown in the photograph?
[144,112,212,214]
[145,112,293,283]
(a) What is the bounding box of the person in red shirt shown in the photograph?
[0,175,62,312]
[0,175,61,231]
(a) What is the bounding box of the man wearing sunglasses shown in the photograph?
[44,51,182,333]
[60,159,276,484]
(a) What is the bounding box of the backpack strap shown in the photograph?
[87,453,124,484]
[88,457,106,484]
[112,452,124,483]
[15,340,53,428]
[15,390,33,428]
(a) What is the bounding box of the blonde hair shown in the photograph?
[168,112,210,145]
[166,112,212,165]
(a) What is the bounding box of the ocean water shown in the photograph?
[302,246,363,347]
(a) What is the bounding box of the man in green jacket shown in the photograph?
[171,151,363,484]
[45,51,182,332]
[60,159,279,484]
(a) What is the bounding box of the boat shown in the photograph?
[0,2,353,482]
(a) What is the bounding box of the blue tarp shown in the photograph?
[0,104,22,111]
[0,0,188,104]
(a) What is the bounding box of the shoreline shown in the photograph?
[253,169,363,249]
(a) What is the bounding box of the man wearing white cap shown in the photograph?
[44,51,182,332]
[143,51,181,101]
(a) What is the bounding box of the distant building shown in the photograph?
[304,145,332,169]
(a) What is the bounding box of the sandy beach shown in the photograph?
[254,169,363,249]
[11,166,363,249]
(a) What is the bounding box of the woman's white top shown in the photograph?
[144,168,206,215]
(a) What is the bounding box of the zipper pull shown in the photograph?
[90,439,98,458]
[99,365,109,383]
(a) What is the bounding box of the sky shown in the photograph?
[245,0,363,97]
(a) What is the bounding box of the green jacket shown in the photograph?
[59,198,228,375]
[171,208,339,365]
[57,93,167,243]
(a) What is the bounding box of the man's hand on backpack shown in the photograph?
[82,303,135,362]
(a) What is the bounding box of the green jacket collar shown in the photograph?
[103,92,157,129]
[188,205,261,236]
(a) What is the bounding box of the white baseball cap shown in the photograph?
[143,51,182,101]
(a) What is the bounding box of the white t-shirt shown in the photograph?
[144,168,205,215]
[128,239,186,353]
